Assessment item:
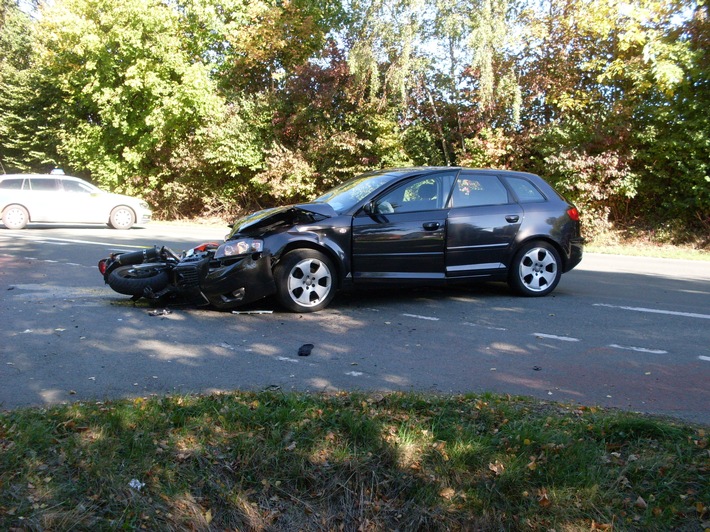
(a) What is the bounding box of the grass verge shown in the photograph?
[1,391,708,530]
[587,229,710,260]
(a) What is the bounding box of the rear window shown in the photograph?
[506,177,546,203]
[451,174,509,207]
[0,178,25,190]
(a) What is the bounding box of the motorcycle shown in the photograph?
[98,241,276,309]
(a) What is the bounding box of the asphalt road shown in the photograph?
[1,222,709,425]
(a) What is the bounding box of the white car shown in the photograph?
[0,173,152,230]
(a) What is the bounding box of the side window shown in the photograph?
[374,173,455,214]
[451,174,509,207]
[29,179,60,191]
[62,180,93,193]
[506,177,546,203]
[0,179,25,190]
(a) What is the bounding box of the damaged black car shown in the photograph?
[99,167,584,312]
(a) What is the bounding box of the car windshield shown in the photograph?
[315,173,394,214]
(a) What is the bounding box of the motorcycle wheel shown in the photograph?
[108,264,170,297]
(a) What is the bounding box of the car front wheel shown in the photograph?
[509,241,562,297]
[2,205,29,229]
[108,206,135,229]
[275,249,336,312]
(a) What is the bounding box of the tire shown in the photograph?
[508,241,562,297]
[108,264,169,296]
[274,249,336,312]
[2,205,29,229]
[108,206,135,229]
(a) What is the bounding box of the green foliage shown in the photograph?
[545,149,639,239]
[0,0,706,235]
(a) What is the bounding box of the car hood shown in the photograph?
[227,203,337,238]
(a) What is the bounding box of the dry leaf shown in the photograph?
[488,460,505,475]
[527,457,537,471]
[635,496,647,509]
[537,488,551,508]
[440,487,455,500]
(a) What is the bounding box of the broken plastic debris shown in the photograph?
[298,344,314,356]
[232,310,273,314]
[128,479,145,491]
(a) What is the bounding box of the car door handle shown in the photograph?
[505,215,520,223]
[422,222,441,230]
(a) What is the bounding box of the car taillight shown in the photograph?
[566,207,580,221]
[98,259,107,275]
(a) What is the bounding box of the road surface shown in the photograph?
[1,222,708,424]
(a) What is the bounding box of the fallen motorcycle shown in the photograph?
[98,241,277,310]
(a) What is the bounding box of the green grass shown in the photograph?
[1,392,708,530]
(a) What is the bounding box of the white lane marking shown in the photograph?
[608,344,668,354]
[463,322,507,331]
[699,356,710,362]
[277,357,299,363]
[402,313,440,321]
[5,234,147,249]
[534,333,580,342]
[594,303,710,320]
[345,371,363,377]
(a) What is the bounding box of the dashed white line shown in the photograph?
[402,313,440,321]
[699,356,710,362]
[594,303,710,320]
[608,344,668,354]
[463,322,507,331]
[533,333,580,342]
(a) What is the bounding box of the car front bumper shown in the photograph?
[200,253,276,309]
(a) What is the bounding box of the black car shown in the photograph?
[205,167,583,312]
[101,167,583,311]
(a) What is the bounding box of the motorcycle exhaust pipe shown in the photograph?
[116,246,161,265]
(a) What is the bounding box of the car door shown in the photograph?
[351,171,456,281]
[445,171,523,277]
[26,178,62,222]
[60,178,107,223]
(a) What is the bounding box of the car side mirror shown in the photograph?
[362,201,374,215]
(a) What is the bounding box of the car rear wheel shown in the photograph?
[275,249,336,312]
[509,241,562,297]
[108,206,135,229]
[2,205,29,229]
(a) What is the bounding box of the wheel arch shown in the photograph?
[107,204,137,224]
[2,202,32,219]
[510,235,568,272]
[275,239,344,289]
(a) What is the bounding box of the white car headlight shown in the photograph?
[215,239,263,259]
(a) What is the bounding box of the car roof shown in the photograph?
[0,173,85,181]
[363,167,542,181]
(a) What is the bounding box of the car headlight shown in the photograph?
[139,201,150,209]
[215,239,263,259]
